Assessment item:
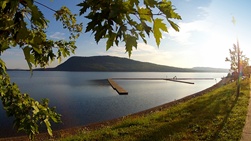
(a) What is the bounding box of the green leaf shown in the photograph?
[32,46,42,54]
[139,32,147,44]
[27,1,47,28]
[130,0,139,6]
[138,7,152,22]
[94,25,107,43]
[0,41,9,53]
[159,1,182,20]
[44,119,53,136]
[141,22,151,36]
[106,32,116,51]
[77,2,90,15]
[0,59,7,73]
[23,47,33,71]
[1,0,9,9]
[125,35,137,57]
[50,115,58,123]
[16,26,29,41]
[153,18,167,46]
[144,0,158,7]
[32,102,39,115]
[168,19,179,32]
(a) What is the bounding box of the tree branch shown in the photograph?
[34,0,57,13]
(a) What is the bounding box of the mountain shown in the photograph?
[192,67,228,72]
[52,56,192,72]
[42,56,228,72]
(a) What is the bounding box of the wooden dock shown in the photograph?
[112,78,213,80]
[112,78,198,84]
[164,79,194,84]
[108,79,128,95]
[108,77,214,94]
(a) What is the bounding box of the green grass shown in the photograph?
[59,78,250,141]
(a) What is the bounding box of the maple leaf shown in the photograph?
[153,18,168,47]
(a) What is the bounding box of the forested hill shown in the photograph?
[43,56,228,72]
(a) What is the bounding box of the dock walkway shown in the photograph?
[107,79,128,95]
[112,78,202,84]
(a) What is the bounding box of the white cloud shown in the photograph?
[50,32,65,40]
[167,20,210,46]
[97,43,180,67]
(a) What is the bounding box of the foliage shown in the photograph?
[0,60,61,139]
[60,78,250,141]
[225,42,249,78]
[0,0,82,69]
[77,0,181,57]
[0,0,82,138]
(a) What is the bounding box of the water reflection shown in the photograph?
[90,79,110,87]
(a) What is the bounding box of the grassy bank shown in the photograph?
[58,78,250,141]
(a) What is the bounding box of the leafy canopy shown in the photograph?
[0,0,82,138]
[78,0,181,56]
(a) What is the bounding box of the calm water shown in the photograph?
[0,71,226,137]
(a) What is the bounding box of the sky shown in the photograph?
[2,0,251,69]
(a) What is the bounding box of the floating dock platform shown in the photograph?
[164,79,194,84]
[108,78,214,95]
[112,78,199,84]
[108,79,128,95]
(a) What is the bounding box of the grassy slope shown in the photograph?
[60,79,250,141]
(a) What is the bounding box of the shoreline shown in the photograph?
[0,77,230,141]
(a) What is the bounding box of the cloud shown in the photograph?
[197,6,210,19]
[50,32,65,40]
[166,20,210,45]
[172,0,212,22]
[97,43,178,66]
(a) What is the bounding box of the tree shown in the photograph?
[225,41,249,95]
[0,0,181,139]
[225,42,249,78]
[0,0,82,139]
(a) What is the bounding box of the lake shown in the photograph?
[0,71,226,137]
